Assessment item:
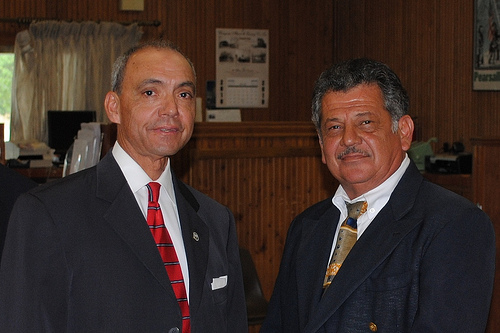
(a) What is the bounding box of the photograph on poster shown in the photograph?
[474,0,500,90]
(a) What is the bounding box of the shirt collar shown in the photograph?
[333,154,411,216]
[111,141,176,203]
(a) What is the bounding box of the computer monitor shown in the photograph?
[47,110,96,161]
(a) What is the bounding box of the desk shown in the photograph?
[6,123,117,184]
[12,166,63,183]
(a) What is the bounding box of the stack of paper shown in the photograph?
[63,123,102,176]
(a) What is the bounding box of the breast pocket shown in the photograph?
[364,271,417,331]
[210,274,228,305]
[366,270,413,292]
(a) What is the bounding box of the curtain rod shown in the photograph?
[0,17,161,27]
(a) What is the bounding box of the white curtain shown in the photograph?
[10,21,143,143]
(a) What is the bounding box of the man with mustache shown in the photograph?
[261,58,495,332]
[0,40,247,333]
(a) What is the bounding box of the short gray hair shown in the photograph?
[311,58,409,135]
[111,39,196,95]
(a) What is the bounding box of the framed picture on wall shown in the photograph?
[474,0,500,90]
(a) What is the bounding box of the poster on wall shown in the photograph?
[215,28,269,108]
[474,0,500,90]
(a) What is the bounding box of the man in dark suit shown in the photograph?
[260,58,495,332]
[0,40,247,333]
[0,163,37,260]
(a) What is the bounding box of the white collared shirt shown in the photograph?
[112,142,190,300]
[327,155,411,264]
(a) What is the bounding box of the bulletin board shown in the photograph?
[215,28,269,108]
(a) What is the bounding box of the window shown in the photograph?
[0,50,14,141]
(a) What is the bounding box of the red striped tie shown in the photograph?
[146,182,190,332]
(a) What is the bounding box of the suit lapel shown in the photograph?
[96,155,212,312]
[302,163,425,332]
[173,177,209,316]
[295,205,340,326]
[96,154,173,293]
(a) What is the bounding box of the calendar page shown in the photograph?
[215,28,269,108]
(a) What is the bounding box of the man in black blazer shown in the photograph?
[261,58,495,332]
[0,163,37,259]
[0,40,247,332]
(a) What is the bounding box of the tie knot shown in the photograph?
[147,182,161,203]
[346,201,367,219]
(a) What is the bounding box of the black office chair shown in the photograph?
[239,247,269,326]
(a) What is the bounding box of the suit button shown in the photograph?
[369,322,378,331]
[168,328,180,333]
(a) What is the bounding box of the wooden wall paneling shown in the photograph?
[284,0,299,122]
[189,148,333,300]
[400,1,437,143]
[364,0,404,65]
[434,0,455,151]
[471,138,500,333]
[453,2,473,145]
[332,0,364,60]
[1,0,333,123]
[474,88,500,141]
[275,1,291,122]
[191,0,211,107]
[0,0,499,136]
[73,0,89,19]
[332,0,500,153]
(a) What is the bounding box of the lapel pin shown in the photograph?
[192,231,199,241]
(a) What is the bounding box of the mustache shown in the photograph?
[337,146,369,160]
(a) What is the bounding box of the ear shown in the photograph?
[104,91,121,124]
[398,115,414,151]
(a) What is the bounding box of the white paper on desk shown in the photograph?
[211,275,228,290]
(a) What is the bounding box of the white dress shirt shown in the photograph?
[327,155,411,265]
[112,142,190,300]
